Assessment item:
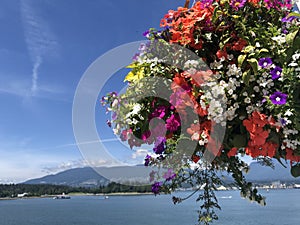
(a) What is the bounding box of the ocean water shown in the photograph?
[0,189,299,225]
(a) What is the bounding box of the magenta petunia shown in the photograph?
[230,0,247,10]
[166,114,181,132]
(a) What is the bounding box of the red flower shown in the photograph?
[216,50,228,59]
[227,147,238,157]
[232,38,247,51]
[285,148,300,162]
[192,155,200,163]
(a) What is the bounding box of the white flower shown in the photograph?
[272,35,286,45]
[244,97,251,104]
[132,104,142,115]
[284,110,293,117]
[253,86,260,92]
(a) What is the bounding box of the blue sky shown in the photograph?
[0,0,182,183]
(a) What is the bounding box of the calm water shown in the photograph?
[0,189,299,225]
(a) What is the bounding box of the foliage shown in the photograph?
[102,0,300,223]
[0,183,152,198]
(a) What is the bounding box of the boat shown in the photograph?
[53,193,71,199]
[220,196,232,199]
[294,184,300,189]
[101,195,109,199]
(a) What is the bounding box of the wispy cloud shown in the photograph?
[20,0,58,96]
[34,138,120,151]
[0,74,70,102]
[31,55,42,93]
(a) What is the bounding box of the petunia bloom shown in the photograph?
[270,66,282,79]
[258,57,273,68]
[166,114,181,132]
[151,182,162,195]
[270,91,288,105]
[163,169,176,181]
[144,154,152,166]
[230,0,247,10]
[282,16,297,23]
[153,137,166,154]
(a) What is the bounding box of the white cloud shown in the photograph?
[0,77,70,102]
[131,149,150,159]
[0,149,72,183]
[20,0,59,96]
[35,138,120,151]
[30,55,42,94]
[42,158,119,174]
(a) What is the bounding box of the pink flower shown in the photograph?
[166,114,181,132]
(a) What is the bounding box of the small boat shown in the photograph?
[220,196,232,199]
[53,193,71,199]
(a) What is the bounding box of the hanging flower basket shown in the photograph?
[102,0,300,224]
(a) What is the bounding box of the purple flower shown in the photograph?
[163,169,176,181]
[230,0,247,10]
[112,112,117,120]
[270,91,288,105]
[282,16,297,23]
[166,114,181,132]
[149,105,168,119]
[144,154,152,166]
[270,66,282,79]
[141,130,151,141]
[259,57,273,68]
[138,43,147,52]
[132,53,140,61]
[153,137,166,154]
[106,120,112,127]
[151,182,162,195]
[280,118,287,126]
[201,0,213,8]
[143,30,150,37]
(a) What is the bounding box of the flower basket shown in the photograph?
[102,0,300,224]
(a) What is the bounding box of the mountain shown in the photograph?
[218,160,300,184]
[24,167,109,188]
[245,160,300,183]
[24,161,300,188]
[23,165,153,188]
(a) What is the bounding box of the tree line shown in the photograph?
[0,183,152,198]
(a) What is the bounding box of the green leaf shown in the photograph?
[286,29,299,46]
[242,46,255,53]
[247,58,258,74]
[238,54,247,67]
[287,12,300,18]
[259,48,269,54]
[291,164,300,178]
[242,70,251,86]
[293,36,300,51]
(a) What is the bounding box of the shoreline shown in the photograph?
[1,188,298,201]
[0,192,153,201]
